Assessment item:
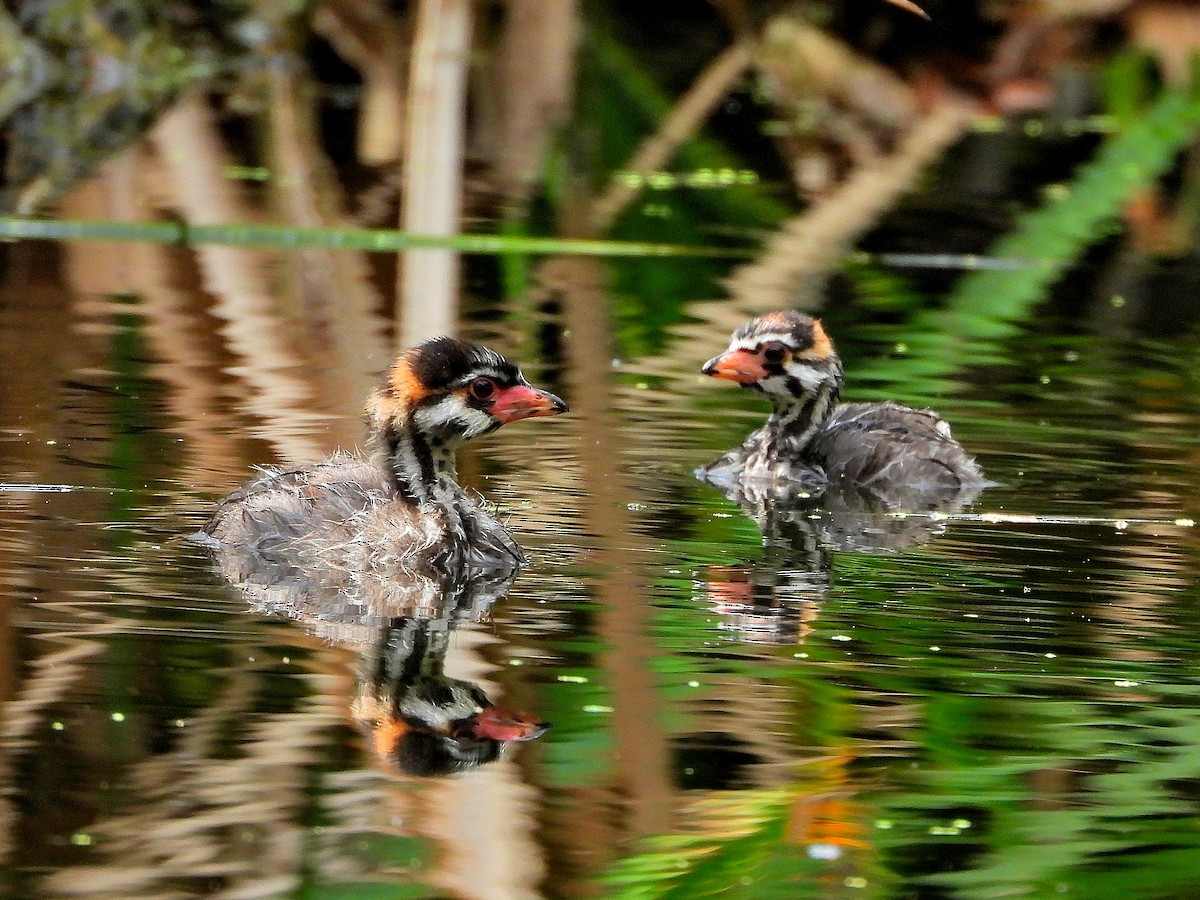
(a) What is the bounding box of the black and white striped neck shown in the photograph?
[763,381,841,455]
[377,424,463,510]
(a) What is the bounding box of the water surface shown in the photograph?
[2,217,1199,900]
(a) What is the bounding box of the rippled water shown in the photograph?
[2,230,1199,900]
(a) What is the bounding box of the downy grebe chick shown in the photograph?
[201,337,567,573]
[698,310,985,506]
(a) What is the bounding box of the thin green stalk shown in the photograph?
[853,85,1200,395]
[0,216,754,259]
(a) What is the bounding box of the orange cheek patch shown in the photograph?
[366,357,429,425]
[389,357,428,406]
[372,715,411,759]
[799,319,835,360]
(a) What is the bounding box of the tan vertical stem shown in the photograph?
[553,257,674,839]
[585,44,751,234]
[399,0,473,345]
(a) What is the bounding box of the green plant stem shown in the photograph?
[0,216,754,259]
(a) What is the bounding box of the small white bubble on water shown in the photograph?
[831,634,852,642]
[1114,680,1139,688]
[808,843,841,860]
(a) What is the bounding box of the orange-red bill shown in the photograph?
[467,706,551,742]
[702,348,768,385]
[490,384,568,423]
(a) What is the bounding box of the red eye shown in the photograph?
[761,342,788,364]
[469,377,496,401]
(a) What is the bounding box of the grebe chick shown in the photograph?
[698,310,985,507]
[201,337,567,573]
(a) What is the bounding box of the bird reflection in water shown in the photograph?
[353,614,549,778]
[241,555,550,776]
[697,465,983,645]
[205,529,550,776]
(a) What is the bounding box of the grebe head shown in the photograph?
[702,310,844,408]
[365,337,566,507]
[367,337,567,447]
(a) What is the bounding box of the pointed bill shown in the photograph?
[882,0,930,20]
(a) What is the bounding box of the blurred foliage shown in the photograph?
[849,84,1200,402]
[298,830,435,900]
[0,0,222,211]
[570,16,792,357]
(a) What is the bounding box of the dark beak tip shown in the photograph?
[701,356,721,376]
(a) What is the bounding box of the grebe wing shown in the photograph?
[202,452,394,544]
[816,402,986,500]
